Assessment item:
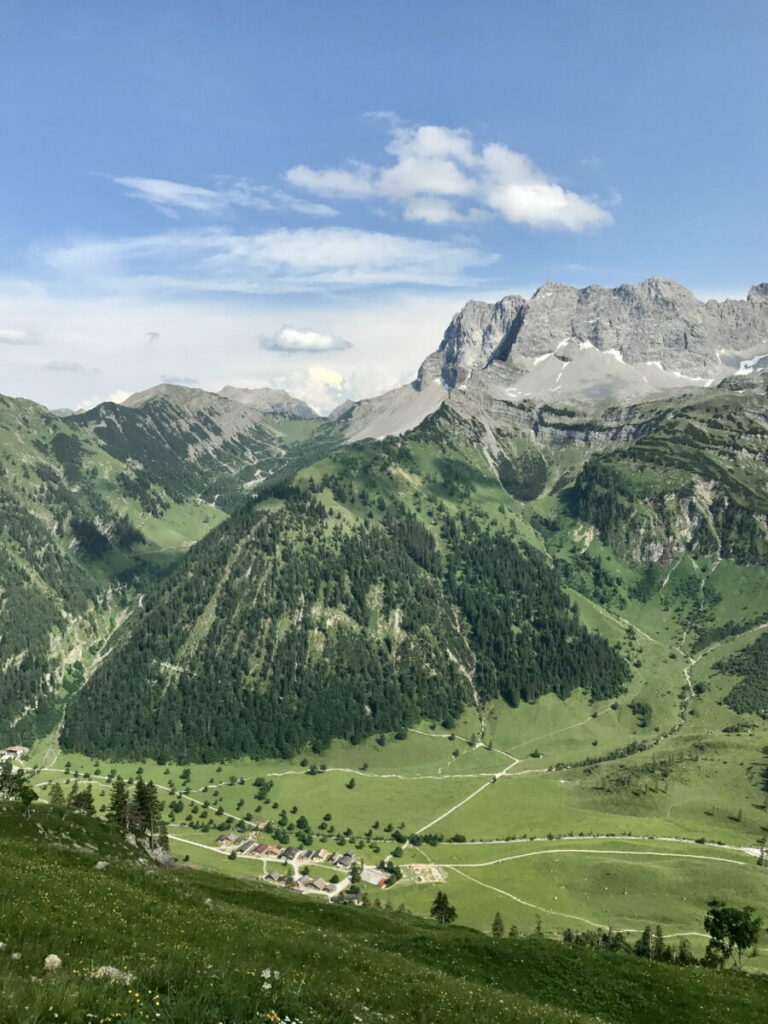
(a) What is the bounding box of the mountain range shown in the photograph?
[2,277,767,756]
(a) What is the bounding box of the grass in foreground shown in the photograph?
[2,805,768,1024]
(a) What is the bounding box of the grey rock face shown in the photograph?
[427,296,526,388]
[428,278,768,388]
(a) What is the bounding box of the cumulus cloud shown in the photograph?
[286,122,613,230]
[44,226,495,293]
[115,176,337,219]
[263,362,410,416]
[260,326,351,353]
[75,389,131,411]
[0,327,36,345]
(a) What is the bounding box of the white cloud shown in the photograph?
[0,327,36,345]
[481,144,612,230]
[115,176,338,219]
[286,122,613,231]
[43,226,496,293]
[284,164,377,198]
[261,326,351,353]
[266,363,407,415]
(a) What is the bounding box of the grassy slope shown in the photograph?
[2,804,768,1024]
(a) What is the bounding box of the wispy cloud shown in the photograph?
[161,375,198,386]
[42,359,84,372]
[114,176,338,219]
[43,226,496,293]
[287,122,614,231]
[261,326,351,353]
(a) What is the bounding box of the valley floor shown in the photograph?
[25,585,768,959]
[18,552,768,977]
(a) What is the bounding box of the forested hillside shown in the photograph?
[6,363,768,758]
[0,395,150,744]
[62,449,630,760]
[75,384,342,513]
[0,389,336,747]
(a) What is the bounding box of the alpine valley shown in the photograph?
[4,279,768,1022]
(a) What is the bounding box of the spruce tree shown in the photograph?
[109,776,129,826]
[634,925,653,960]
[48,781,66,809]
[430,890,457,925]
[677,937,696,966]
[492,912,505,939]
[70,786,95,815]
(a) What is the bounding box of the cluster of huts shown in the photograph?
[216,833,355,870]
[263,871,336,893]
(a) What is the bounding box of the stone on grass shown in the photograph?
[94,861,108,870]
[92,965,135,984]
[44,954,63,971]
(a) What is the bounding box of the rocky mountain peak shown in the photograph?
[426,294,525,388]
[420,278,768,402]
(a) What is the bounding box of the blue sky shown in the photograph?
[1,0,766,411]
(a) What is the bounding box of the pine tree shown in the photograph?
[156,819,170,853]
[70,786,95,815]
[430,890,457,925]
[133,778,161,836]
[109,776,129,826]
[491,912,505,939]
[677,937,696,966]
[48,781,66,809]
[634,925,653,960]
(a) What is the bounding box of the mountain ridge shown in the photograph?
[344,278,768,443]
